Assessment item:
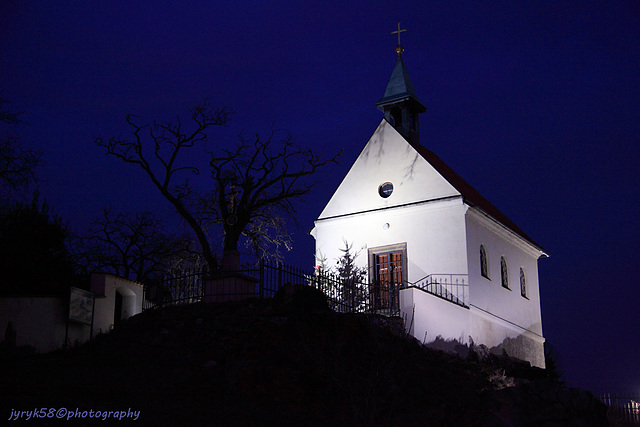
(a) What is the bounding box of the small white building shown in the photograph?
[91,273,144,335]
[311,43,548,367]
[0,274,143,353]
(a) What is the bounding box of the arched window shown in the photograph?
[500,257,509,289]
[520,268,527,298]
[480,245,489,279]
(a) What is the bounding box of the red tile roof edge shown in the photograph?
[411,142,546,253]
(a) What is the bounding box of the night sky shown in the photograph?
[2,1,639,395]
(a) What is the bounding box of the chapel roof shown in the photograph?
[374,35,543,253]
[409,140,546,253]
[375,54,426,113]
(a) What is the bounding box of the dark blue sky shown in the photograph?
[2,1,639,394]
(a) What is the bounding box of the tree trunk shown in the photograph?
[221,226,242,271]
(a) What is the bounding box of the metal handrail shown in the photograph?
[404,273,469,307]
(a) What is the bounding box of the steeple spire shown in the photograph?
[376,23,426,145]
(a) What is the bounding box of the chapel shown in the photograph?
[311,30,548,367]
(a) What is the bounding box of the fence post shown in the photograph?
[202,265,207,302]
[259,259,265,298]
[350,278,355,313]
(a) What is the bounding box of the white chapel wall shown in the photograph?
[314,199,469,282]
[318,120,459,220]
[314,120,470,281]
[464,208,545,367]
[400,287,471,346]
[312,116,547,367]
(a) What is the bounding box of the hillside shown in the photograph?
[1,293,607,426]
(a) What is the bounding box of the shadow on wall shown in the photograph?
[358,121,421,185]
[359,121,389,165]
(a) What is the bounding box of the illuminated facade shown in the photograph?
[311,47,548,367]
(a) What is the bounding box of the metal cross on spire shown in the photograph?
[391,22,407,55]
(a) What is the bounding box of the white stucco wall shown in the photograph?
[465,208,546,367]
[465,209,544,333]
[313,118,547,368]
[313,119,468,282]
[91,274,144,336]
[314,198,469,283]
[400,287,471,345]
[0,296,90,352]
[318,119,460,220]
[0,274,143,353]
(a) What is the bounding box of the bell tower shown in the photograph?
[375,23,427,145]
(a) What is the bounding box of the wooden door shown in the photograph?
[374,251,403,309]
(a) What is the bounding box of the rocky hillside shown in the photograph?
[1,290,608,426]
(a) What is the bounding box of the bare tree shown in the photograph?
[0,98,41,196]
[205,129,340,265]
[76,207,195,283]
[97,100,339,272]
[96,101,230,272]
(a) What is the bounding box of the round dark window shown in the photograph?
[379,182,393,198]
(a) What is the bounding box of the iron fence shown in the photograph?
[143,262,470,315]
[142,261,400,315]
[600,393,640,424]
[142,266,207,310]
